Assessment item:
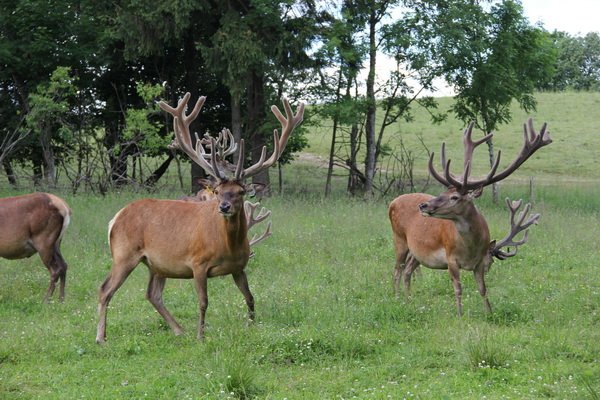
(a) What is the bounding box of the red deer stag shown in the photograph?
[389,119,551,315]
[0,192,71,302]
[96,93,303,343]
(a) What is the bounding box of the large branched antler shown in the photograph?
[428,118,552,194]
[244,201,272,247]
[158,93,231,180]
[238,98,305,180]
[492,198,540,260]
[160,93,305,182]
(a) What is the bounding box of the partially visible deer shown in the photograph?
[389,119,551,315]
[0,192,71,302]
[96,92,303,343]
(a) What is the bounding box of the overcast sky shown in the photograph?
[521,0,599,35]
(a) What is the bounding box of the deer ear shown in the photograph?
[197,178,216,190]
[488,240,496,252]
[244,183,266,198]
[469,186,484,199]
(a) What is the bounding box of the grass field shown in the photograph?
[0,91,599,399]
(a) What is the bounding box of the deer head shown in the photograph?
[158,93,304,218]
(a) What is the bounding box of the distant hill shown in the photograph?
[300,91,600,183]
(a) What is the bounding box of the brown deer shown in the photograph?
[389,119,551,315]
[0,192,71,302]
[96,93,303,343]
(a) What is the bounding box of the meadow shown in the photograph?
[0,91,599,399]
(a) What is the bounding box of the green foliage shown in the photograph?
[122,82,168,156]
[542,31,600,91]
[26,66,79,159]
[27,66,77,135]
[408,0,556,134]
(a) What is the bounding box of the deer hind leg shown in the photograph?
[36,243,68,303]
[146,273,184,336]
[448,265,463,317]
[95,257,139,344]
[232,270,255,324]
[474,269,492,313]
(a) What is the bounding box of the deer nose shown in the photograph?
[219,202,232,214]
[418,202,428,211]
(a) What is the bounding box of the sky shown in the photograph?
[521,0,600,36]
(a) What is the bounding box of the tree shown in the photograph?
[200,0,317,193]
[26,67,78,186]
[408,0,555,201]
[541,31,600,91]
[0,0,100,185]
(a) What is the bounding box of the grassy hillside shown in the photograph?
[300,91,600,188]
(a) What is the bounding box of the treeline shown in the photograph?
[0,0,598,196]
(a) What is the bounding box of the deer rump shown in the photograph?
[0,192,71,302]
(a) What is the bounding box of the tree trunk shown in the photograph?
[145,153,174,187]
[183,26,206,194]
[363,9,378,197]
[247,71,269,191]
[325,68,344,197]
[40,129,56,187]
[231,93,242,161]
[3,160,17,186]
[486,139,499,203]
[104,95,128,186]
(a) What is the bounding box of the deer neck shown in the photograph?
[220,211,248,250]
[452,204,489,244]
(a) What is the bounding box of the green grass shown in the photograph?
[0,91,599,398]
[0,185,598,399]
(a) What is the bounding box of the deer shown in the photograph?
[388,118,551,316]
[95,92,303,343]
[0,192,71,302]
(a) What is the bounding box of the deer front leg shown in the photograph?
[193,270,209,340]
[232,270,255,324]
[448,265,463,317]
[474,268,492,313]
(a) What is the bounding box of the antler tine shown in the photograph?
[242,98,305,180]
[249,221,272,248]
[428,151,450,187]
[244,201,272,230]
[492,198,540,260]
[159,94,227,180]
[469,118,552,188]
[244,201,273,248]
[428,122,493,193]
[216,128,238,159]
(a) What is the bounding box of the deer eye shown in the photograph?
[450,195,460,201]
